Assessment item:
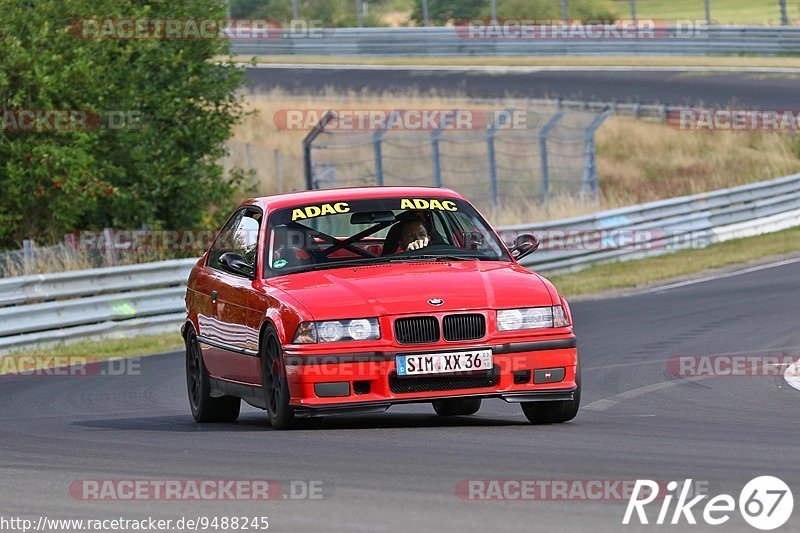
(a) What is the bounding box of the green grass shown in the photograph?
[2,332,183,375]
[613,0,790,25]
[547,225,800,297]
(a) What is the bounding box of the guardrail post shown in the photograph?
[430,110,457,188]
[539,110,565,200]
[581,108,613,197]
[303,110,337,190]
[781,0,789,25]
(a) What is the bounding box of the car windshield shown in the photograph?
[264,196,511,275]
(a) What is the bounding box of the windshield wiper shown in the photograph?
[286,257,392,273]
[394,254,486,262]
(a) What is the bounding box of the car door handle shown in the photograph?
[211,290,217,304]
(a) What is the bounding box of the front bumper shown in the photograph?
[284,337,578,417]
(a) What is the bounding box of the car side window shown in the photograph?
[207,209,261,275]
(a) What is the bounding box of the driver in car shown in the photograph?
[399,219,430,251]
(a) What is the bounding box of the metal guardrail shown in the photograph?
[229,26,800,56]
[501,173,800,272]
[0,260,196,353]
[1,173,800,352]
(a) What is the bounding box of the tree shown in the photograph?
[411,0,485,25]
[0,0,247,247]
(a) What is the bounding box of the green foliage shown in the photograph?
[409,0,616,24]
[232,0,385,27]
[0,0,247,247]
[411,0,485,24]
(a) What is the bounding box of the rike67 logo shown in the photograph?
[623,477,794,530]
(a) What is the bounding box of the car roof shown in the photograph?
[242,186,468,211]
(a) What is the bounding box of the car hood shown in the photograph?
[267,261,555,319]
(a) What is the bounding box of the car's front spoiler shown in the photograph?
[291,388,576,418]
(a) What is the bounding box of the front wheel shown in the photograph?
[185,327,240,423]
[432,398,482,416]
[261,326,295,430]
[521,364,580,424]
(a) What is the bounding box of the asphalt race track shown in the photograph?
[2,258,799,532]
[244,66,800,108]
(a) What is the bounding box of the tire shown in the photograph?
[261,325,295,430]
[432,398,482,416]
[185,327,241,423]
[521,362,581,425]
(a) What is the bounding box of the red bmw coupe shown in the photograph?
[183,187,579,429]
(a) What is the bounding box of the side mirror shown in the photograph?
[509,234,540,261]
[219,252,255,279]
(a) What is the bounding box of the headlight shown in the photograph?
[293,318,381,343]
[497,306,569,331]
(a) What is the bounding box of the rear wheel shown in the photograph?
[432,398,482,416]
[521,363,581,424]
[261,326,295,430]
[185,327,241,423]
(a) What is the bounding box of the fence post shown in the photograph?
[430,110,457,188]
[539,110,565,199]
[781,0,788,25]
[581,108,613,197]
[245,142,253,175]
[102,228,116,266]
[373,110,403,186]
[303,111,337,190]
[486,120,499,208]
[274,149,284,193]
[22,239,34,275]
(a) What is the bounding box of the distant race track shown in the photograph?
[244,65,800,108]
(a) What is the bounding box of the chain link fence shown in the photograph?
[303,107,611,212]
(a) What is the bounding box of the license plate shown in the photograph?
[396,349,493,377]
